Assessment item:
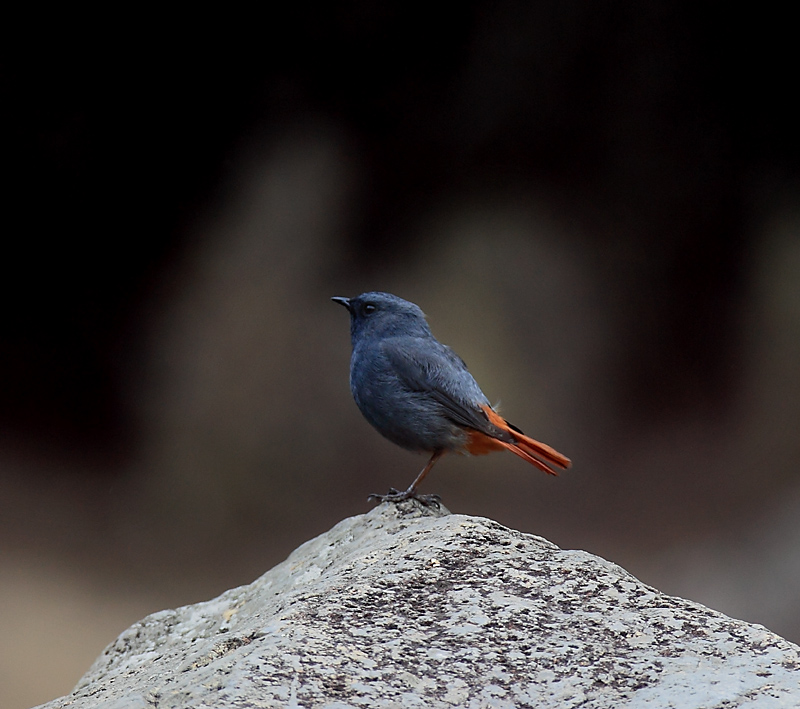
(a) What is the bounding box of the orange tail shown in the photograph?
[481,405,571,476]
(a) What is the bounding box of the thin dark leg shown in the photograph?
[368,450,445,507]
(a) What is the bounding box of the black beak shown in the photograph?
[331,296,352,312]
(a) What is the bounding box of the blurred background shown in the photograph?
[3,3,799,707]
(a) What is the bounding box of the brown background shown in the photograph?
[2,4,799,707]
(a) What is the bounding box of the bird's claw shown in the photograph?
[368,489,441,508]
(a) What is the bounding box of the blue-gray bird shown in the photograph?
[332,292,570,504]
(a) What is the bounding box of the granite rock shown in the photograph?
[39,503,800,708]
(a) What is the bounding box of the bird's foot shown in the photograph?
[368,488,441,508]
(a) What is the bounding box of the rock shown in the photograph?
[38,503,800,708]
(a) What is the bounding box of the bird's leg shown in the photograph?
[368,450,444,507]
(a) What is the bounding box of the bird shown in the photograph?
[332,291,570,504]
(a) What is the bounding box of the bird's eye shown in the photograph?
[363,303,377,314]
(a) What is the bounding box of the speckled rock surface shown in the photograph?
[39,503,800,708]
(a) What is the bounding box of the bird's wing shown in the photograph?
[381,338,511,439]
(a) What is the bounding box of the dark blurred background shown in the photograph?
[3,4,799,707]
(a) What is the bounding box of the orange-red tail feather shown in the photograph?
[480,405,571,476]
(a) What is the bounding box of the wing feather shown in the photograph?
[380,338,512,441]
